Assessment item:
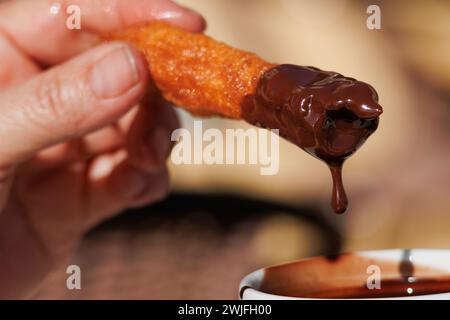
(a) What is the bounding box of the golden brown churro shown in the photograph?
[106,22,275,118]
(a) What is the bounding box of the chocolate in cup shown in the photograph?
[240,249,450,299]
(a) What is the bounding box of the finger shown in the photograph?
[28,141,87,171]
[82,105,138,155]
[84,150,169,229]
[27,129,122,172]
[27,103,138,172]
[0,0,206,65]
[23,106,136,174]
[0,32,40,90]
[126,92,180,173]
[14,148,169,249]
[0,41,149,166]
[35,125,123,168]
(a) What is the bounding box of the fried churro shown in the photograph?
[107,22,275,118]
[106,22,383,214]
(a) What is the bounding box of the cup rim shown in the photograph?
[240,248,450,300]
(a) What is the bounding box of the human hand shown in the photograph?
[0,0,205,298]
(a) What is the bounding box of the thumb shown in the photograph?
[0,42,149,166]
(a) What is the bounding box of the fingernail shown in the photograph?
[148,125,171,167]
[90,46,140,99]
[156,1,206,31]
[163,0,201,16]
[121,170,149,199]
[179,5,204,18]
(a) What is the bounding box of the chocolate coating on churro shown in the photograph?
[243,64,382,213]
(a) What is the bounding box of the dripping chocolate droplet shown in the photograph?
[329,161,348,214]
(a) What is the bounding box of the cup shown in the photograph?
[240,249,450,299]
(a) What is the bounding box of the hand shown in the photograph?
[0,0,205,298]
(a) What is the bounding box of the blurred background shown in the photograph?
[32,0,450,299]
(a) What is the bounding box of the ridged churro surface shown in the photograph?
[107,22,275,118]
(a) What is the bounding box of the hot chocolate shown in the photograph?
[256,251,450,299]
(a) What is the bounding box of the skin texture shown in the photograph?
[0,0,205,299]
[108,22,275,118]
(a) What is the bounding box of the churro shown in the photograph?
[106,22,383,214]
[107,22,275,118]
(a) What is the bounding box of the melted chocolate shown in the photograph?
[257,253,450,299]
[299,278,450,299]
[243,64,383,213]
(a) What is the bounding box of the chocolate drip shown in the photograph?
[329,161,348,214]
[243,64,382,213]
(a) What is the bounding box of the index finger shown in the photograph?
[0,0,205,66]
